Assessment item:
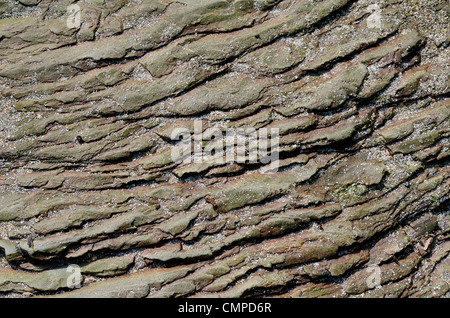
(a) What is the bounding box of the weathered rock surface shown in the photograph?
[0,0,448,298]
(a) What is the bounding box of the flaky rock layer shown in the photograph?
[0,0,448,298]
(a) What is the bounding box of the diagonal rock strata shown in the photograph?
[0,0,448,298]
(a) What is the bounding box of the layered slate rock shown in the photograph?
[0,0,448,298]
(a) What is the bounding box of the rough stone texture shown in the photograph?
[0,0,448,298]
